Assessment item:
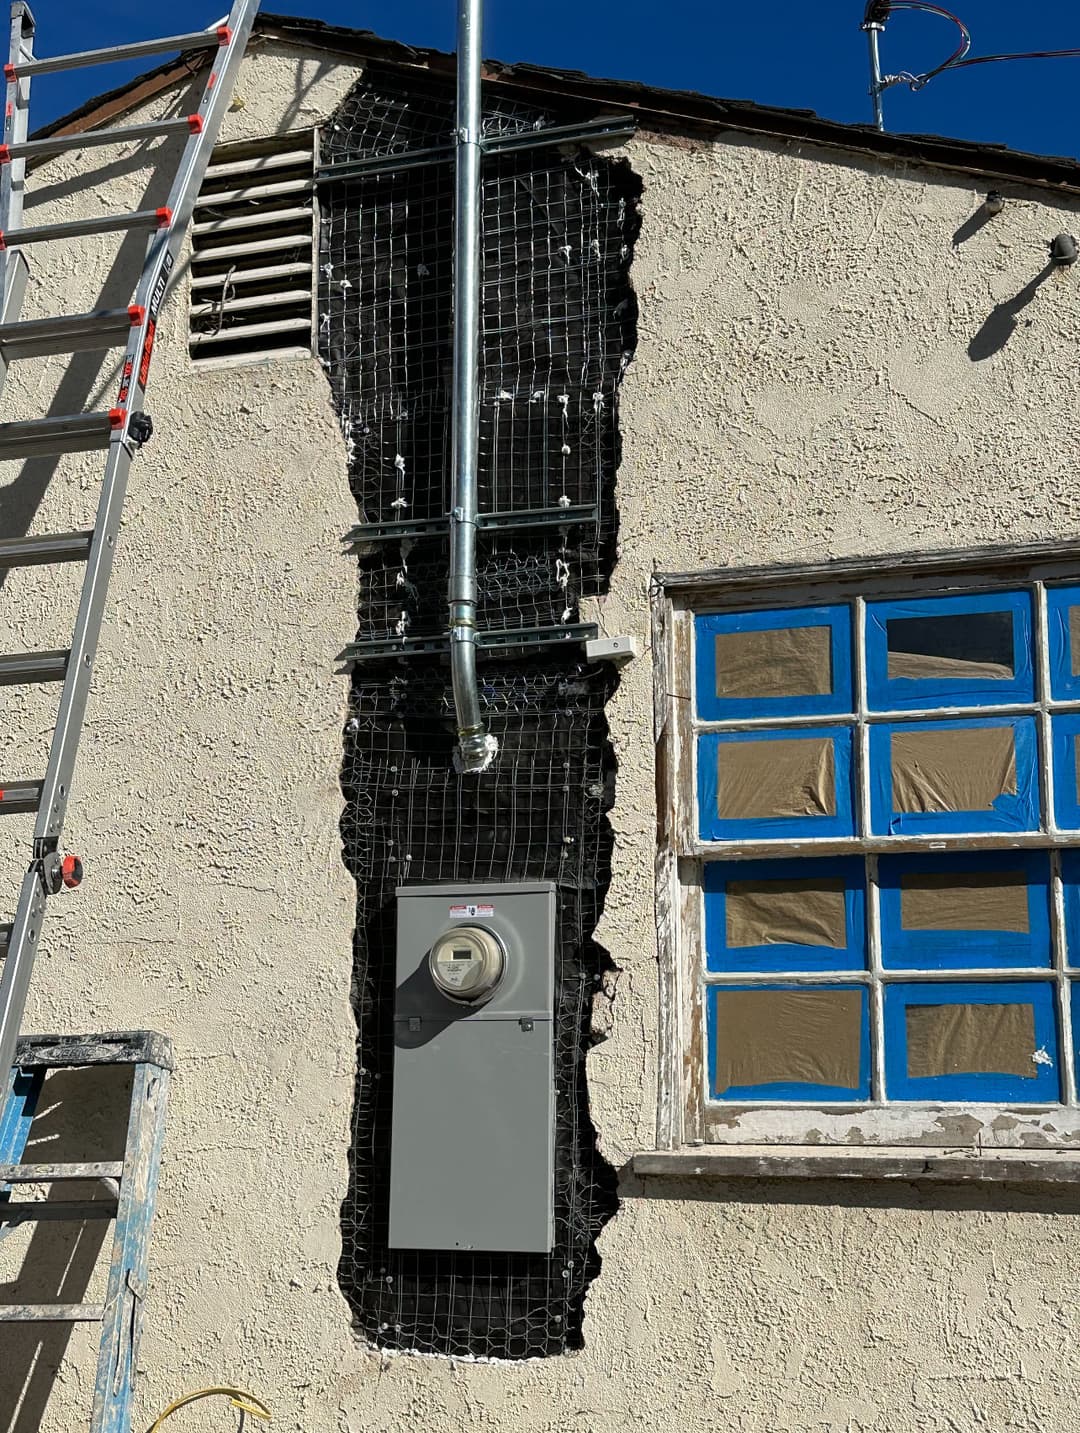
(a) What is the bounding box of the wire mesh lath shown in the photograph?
[321,67,639,1358]
[319,67,641,640]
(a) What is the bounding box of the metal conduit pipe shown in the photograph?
[448,0,497,773]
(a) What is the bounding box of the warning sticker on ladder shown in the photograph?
[449,903,494,918]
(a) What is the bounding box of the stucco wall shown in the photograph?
[3,37,1080,1433]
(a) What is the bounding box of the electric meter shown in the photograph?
[428,924,506,1002]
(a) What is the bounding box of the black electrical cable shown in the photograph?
[869,0,1080,92]
[949,48,1080,71]
[884,0,971,84]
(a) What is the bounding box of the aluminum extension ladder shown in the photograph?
[0,1030,172,1433]
[0,0,258,1083]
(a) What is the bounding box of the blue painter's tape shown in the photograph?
[694,604,852,720]
[878,851,1051,971]
[1046,585,1080,700]
[883,980,1060,1102]
[865,590,1033,712]
[703,856,866,973]
[698,726,855,841]
[1051,713,1080,832]
[708,983,871,1102]
[869,716,1039,836]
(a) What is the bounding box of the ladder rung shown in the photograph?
[0,412,115,459]
[0,649,68,686]
[0,1304,104,1322]
[1,208,172,249]
[0,307,138,360]
[0,1199,117,1223]
[5,26,229,79]
[4,116,202,165]
[0,781,42,815]
[0,1161,123,1181]
[0,530,93,568]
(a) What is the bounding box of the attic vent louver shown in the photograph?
[188,131,315,365]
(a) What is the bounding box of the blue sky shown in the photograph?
[27,0,1080,160]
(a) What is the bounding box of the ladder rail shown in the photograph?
[0,0,259,1085]
[0,4,31,394]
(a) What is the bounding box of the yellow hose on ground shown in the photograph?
[145,1387,271,1432]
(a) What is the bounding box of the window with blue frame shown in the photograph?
[687,579,1080,1119]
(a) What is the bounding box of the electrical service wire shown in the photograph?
[863,0,1080,92]
[145,1387,271,1433]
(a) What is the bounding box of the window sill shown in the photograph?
[632,1144,1080,1184]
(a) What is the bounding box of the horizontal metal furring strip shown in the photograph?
[344,503,599,545]
[339,622,599,663]
[316,115,637,184]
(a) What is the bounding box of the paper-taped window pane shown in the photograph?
[905,1002,1037,1080]
[1070,605,1080,677]
[891,725,1016,814]
[726,876,847,949]
[886,610,1014,682]
[713,625,831,700]
[716,736,835,821]
[714,988,863,1092]
[900,869,1030,933]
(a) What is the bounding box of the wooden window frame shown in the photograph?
[651,537,1080,1160]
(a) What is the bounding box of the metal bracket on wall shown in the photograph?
[339,621,599,664]
[343,503,599,548]
[316,114,637,185]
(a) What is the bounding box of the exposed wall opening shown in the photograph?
[189,132,316,366]
[319,65,640,1358]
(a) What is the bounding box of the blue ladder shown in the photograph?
[0,1031,172,1433]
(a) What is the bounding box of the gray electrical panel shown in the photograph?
[389,881,556,1253]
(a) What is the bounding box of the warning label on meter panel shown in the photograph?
[449,903,494,918]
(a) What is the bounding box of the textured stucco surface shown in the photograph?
[3,39,1080,1433]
